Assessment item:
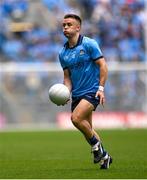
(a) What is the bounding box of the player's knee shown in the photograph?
[71,113,81,127]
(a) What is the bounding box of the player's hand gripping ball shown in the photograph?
[49,84,70,106]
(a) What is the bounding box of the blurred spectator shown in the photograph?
[1,0,28,20]
[24,23,51,62]
[78,0,97,19]
[2,33,26,62]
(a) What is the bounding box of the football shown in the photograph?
[49,84,70,105]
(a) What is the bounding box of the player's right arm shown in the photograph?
[59,51,72,92]
[63,69,72,93]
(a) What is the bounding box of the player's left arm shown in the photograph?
[95,57,108,106]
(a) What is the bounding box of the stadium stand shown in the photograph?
[0,0,146,63]
[0,0,147,129]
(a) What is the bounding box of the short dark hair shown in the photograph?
[64,14,82,25]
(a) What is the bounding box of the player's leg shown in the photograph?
[81,112,100,144]
[86,112,100,141]
[71,99,94,139]
[71,98,112,169]
[71,99,105,163]
[86,112,112,166]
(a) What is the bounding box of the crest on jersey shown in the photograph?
[79,49,85,55]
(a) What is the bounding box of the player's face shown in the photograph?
[62,18,80,38]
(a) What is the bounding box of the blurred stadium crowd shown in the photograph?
[0,0,146,63]
[0,0,147,126]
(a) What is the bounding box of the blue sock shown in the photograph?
[89,135,98,145]
[89,136,108,157]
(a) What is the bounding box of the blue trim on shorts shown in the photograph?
[71,93,100,112]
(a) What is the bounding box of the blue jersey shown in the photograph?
[59,35,103,97]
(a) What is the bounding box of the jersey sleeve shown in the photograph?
[88,39,103,61]
[59,54,68,70]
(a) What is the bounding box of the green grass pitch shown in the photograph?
[0,129,147,179]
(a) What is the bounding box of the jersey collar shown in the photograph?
[64,35,83,49]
